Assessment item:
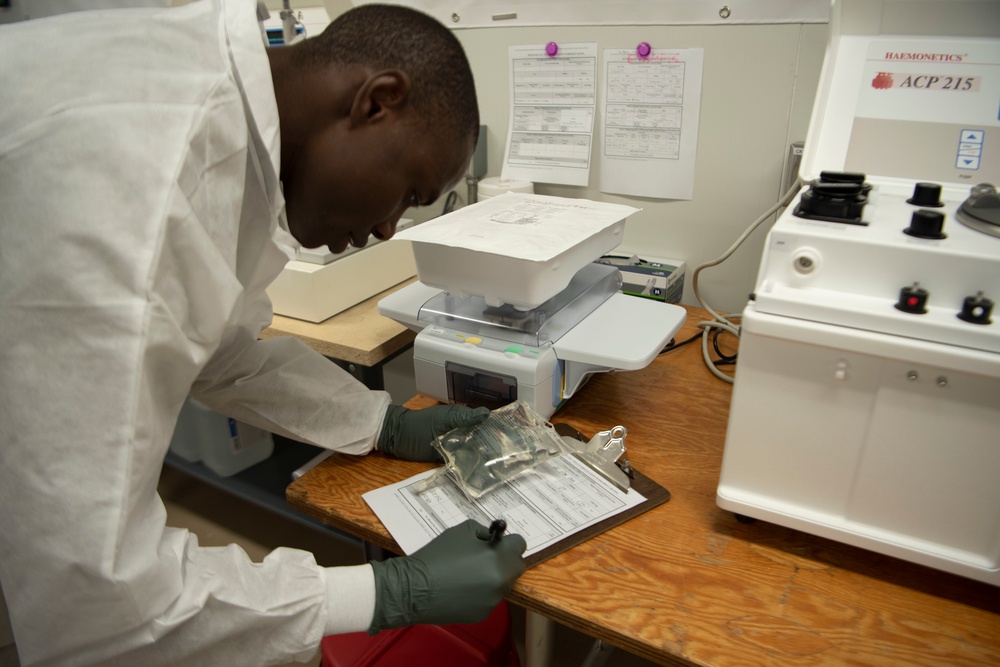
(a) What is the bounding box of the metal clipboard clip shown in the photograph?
[560,425,633,492]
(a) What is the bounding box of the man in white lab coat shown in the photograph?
[0,1,526,666]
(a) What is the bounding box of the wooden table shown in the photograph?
[287,305,1000,667]
[260,278,417,389]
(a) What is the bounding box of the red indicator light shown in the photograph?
[908,296,919,307]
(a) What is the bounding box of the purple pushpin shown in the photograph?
[546,41,558,57]
[636,42,651,59]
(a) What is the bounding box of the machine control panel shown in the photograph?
[754,171,1000,354]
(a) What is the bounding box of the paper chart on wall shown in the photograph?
[599,48,704,200]
[501,43,598,187]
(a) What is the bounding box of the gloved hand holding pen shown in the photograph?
[368,520,528,632]
[377,403,491,462]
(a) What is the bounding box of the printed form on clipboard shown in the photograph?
[363,435,671,567]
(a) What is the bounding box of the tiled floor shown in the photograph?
[157,466,661,667]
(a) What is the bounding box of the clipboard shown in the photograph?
[522,424,671,567]
[362,421,672,567]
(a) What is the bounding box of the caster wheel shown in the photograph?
[734,513,757,524]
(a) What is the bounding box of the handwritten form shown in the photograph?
[363,454,647,559]
[599,48,704,200]
[501,43,598,187]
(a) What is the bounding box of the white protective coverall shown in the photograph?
[0,1,389,665]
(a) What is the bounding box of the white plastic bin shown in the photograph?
[169,397,274,477]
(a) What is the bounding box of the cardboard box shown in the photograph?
[596,255,686,304]
[266,238,416,323]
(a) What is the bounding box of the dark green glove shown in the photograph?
[377,404,491,462]
[368,519,528,632]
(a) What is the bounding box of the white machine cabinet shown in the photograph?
[718,0,1000,585]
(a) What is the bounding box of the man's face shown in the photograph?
[283,115,473,253]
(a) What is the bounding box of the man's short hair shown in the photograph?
[301,4,479,140]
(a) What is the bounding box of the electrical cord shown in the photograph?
[691,178,804,383]
[711,327,739,366]
[659,330,703,354]
[441,191,459,215]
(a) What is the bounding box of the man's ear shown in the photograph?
[349,70,411,126]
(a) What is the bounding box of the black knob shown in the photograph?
[907,182,944,207]
[895,283,929,314]
[903,209,947,240]
[957,292,993,325]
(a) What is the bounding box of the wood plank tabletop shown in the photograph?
[287,304,1000,666]
[260,278,416,367]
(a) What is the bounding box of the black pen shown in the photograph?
[489,518,507,543]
